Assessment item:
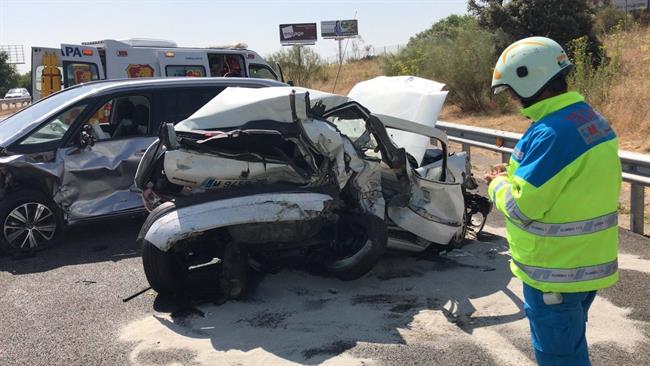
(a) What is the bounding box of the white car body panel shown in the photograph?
[163,149,308,189]
[145,192,333,251]
[349,76,448,163]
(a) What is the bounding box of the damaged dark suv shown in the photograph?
[0,77,284,253]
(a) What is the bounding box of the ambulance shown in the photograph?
[31,38,280,100]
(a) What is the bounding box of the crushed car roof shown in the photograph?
[176,76,449,139]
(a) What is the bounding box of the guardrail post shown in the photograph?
[630,183,645,235]
[501,152,510,164]
[462,143,471,160]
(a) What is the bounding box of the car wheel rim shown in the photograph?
[4,203,56,250]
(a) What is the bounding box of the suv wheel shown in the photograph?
[0,190,62,253]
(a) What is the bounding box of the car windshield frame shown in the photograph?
[0,86,91,147]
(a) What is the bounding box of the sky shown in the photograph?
[0,0,468,74]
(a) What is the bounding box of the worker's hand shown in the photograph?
[483,163,508,184]
[491,163,508,174]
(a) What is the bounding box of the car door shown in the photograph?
[57,92,156,221]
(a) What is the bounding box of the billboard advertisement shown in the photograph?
[279,23,318,45]
[321,19,358,38]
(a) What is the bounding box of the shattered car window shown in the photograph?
[329,116,379,156]
[19,104,88,145]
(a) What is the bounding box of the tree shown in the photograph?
[17,71,32,96]
[267,46,324,87]
[468,0,602,60]
[407,14,477,47]
[0,51,20,96]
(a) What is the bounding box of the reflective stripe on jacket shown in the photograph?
[488,91,621,293]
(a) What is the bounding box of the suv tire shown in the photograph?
[0,189,62,254]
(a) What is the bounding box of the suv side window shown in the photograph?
[19,104,89,146]
[155,87,225,129]
[83,95,151,140]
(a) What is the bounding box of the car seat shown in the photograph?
[112,100,136,138]
[132,104,149,135]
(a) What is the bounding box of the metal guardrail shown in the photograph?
[437,121,650,236]
[0,97,31,113]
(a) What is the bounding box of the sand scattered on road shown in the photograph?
[120,226,647,365]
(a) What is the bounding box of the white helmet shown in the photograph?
[491,36,572,101]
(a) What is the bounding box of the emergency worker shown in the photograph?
[484,37,621,365]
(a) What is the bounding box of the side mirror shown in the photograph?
[159,122,179,150]
[79,125,96,148]
[287,80,295,86]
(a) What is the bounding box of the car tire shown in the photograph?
[142,241,186,296]
[0,189,63,254]
[325,213,388,281]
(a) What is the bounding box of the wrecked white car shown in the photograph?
[135,77,491,297]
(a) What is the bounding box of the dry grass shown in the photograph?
[439,105,529,133]
[598,27,650,151]
[311,58,384,95]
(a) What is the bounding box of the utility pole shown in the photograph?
[296,45,302,86]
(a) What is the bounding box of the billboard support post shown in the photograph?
[337,38,343,65]
[297,45,302,86]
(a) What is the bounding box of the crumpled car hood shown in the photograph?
[175,87,353,132]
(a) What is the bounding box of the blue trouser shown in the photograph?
[523,283,597,366]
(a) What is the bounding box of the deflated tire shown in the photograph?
[142,241,186,296]
[325,213,387,281]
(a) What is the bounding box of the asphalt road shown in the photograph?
[1,205,649,365]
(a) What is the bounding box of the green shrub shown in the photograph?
[383,18,506,112]
[267,46,325,88]
[595,7,630,34]
[567,35,621,108]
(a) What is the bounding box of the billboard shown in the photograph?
[321,20,358,38]
[279,23,318,45]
